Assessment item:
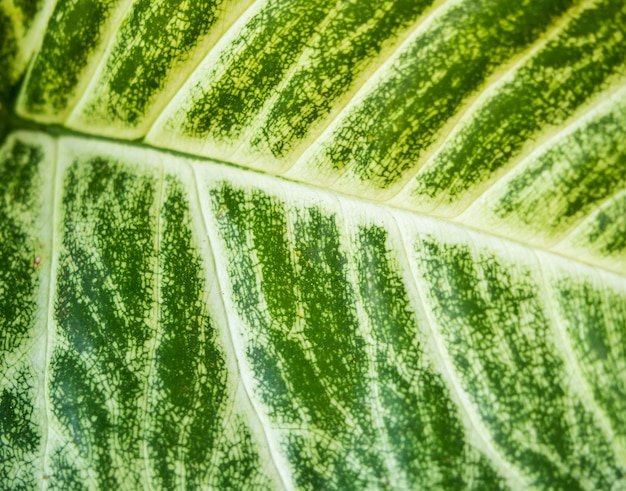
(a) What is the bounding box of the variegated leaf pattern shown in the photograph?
[1,0,626,489]
[1,132,625,489]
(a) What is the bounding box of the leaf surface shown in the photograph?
[1,0,626,489]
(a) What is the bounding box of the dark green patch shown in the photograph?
[14,0,43,29]
[488,101,626,238]
[415,235,624,488]
[355,225,507,489]
[412,0,626,204]
[81,0,223,127]
[214,415,273,490]
[23,0,124,116]
[575,192,626,259]
[316,0,576,189]
[50,350,116,488]
[181,0,336,141]
[0,139,42,353]
[148,176,230,488]
[53,156,159,488]
[0,103,7,140]
[0,10,18,99]
[248,0,433,158]
[210,183,386,487]
[553,277,626,439]
[0,370,40,490]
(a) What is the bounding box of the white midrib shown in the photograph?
[12,0,625,279]
[39,135,59,491]
[39,124,626,283]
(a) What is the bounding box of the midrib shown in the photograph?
[7,114,624,282]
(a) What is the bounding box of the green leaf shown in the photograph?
[1,0,625,489]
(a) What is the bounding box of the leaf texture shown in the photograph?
[1,0,626,489]
[1,132,625,489]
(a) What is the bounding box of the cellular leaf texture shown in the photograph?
[1,0,625,489]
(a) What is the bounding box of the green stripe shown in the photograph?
[353,224,508,489]
[0,134,50,490]
[408,0,626,214]
[206,178,511,488]
[209,184,384,488]
[19,0,128,121]
[48,145,273,489]
[149,175,270,489]
[51,153,161,488]
[0,0,51,98]
[411,231,625,488]
[0,137,42,352]
[209,182,389,487]
[550,269,626,443]
[65,0,251,136]
[0,6,19,97]
[153,0,434,166]
[171,0,337,143]
[465,91,626,246]
[562,192,626,274]
[301,0,578,192]
[247,0,433,161]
